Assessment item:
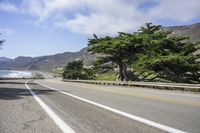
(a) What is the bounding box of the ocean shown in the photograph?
[0,70,33,78]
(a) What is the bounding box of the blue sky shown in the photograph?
[0,0,200,58]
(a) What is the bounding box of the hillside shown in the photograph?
[165,22,200,42]
[0,48,97,72]
[0,22,199,72]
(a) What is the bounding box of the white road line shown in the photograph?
[35,81,187,133]
[25,80,75,133]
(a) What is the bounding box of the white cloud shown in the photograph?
[0,2,18,12]
[19,0,150,35]
[148,0,200,22]
[56,0,148,35]
[0,28,15,36]
[59,13,145,35]
[54,0,200,35]
[1,0,200,35]
[20,0,84,21]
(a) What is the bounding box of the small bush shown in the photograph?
[62,60,95,80]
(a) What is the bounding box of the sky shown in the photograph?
[0,0,200,59]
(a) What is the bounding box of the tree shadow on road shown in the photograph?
[0,80,35,85]
[0,81,56,100]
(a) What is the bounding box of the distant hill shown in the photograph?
[165,22,200,42]
[0,22,199,72]
[0,57,12,62]
[0,48,97,72]
[0,57,13,69]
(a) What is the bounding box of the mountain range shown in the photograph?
[0,22,200,72]
[0,48,97,72]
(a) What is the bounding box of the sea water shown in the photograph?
[0,70,32,78]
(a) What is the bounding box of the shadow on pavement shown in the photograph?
[0,82,36,85]
[0,80,35,85]
[0,80,55,100]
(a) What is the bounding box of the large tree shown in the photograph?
[88,33,143,81]
[133,23,200,83]
[88,23,200,83]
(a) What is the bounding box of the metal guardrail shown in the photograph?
[62,79,200,92]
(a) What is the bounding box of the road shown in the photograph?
[0,79,200,133]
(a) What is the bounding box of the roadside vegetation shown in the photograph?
[95,73,117,81]
[62,60,95,80]
[63,23,200,83]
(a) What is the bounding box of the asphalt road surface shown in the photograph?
[0,79,200,133]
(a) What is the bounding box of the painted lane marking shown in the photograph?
[25,80,75,133]
[42,79,200,107]
[35,81,187,133]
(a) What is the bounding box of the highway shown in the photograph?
[0,79,200,133]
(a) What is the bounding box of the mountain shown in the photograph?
[0,57,13,69]
[165,22,200,42]
[0,57,12,62]
[0,48,97,72]
[0,22,199,72]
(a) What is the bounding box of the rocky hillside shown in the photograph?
[0,22,199,72]
[165,22,200,42]
[0,48,97,72]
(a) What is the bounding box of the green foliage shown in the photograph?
[88,23,200,83]
[62,60,95,80]
[95,73,117,81]
[133,23,200,83]
[88,33,143,81]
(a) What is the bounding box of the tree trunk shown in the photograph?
[122,64,129,81]
[118,63,129,81]
[119,63,124,81]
